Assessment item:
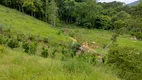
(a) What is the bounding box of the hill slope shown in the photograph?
[0,4,142,80]
[0,45,120,80]
[0,5,67,44]
[0,5,121,80]
[66,25,142,51]
[0,4,142,51]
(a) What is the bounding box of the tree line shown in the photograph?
[0,0,142,36]
[0,0,58,26]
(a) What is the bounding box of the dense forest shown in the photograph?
[0,0,142,80]
[0,0,141,31]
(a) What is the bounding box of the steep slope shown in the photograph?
[0,5,121,80]
[0,5,66,44]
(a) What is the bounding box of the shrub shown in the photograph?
[22,42,30,53]
[70,50,76,58]
[16,33,25,41]
[70,42,80,57]
[22,42,37,55]
[7,39,19,49]
[43,37,49,43]
[51,49,56,58]
[0,35,8,44]
[69,31,75,37]
[76,53,97,65]
[2,27,11,38]
[0,45,6,57]
[41,47,48,58]
[135,32,142,40]
[0,45,6,53]
[56,29,63,35]
[107,46,142,80]
[61,47,68,61]
[0,24,3,34]
[29,42,37,55]
[28,35,35,41]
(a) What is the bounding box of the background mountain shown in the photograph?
[128,0,139,6]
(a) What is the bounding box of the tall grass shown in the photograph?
[0,46,120,80]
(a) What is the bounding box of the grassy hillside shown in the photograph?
[65,25,142,52]
[0,4,142,80]
[0,5,67,44]
[0,4,141,52]
[0,5,121,80]
[0,46,120,80]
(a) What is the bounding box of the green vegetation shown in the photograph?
[0,5,68,45]
[7,39,19,49]
[66,27,142,50]
[0,0,142,80]
[41,47,49,58]
[0,0,141,31]
[0,46,120,80]
[107,46,142,80]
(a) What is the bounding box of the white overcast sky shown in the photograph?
[98,0,138,4]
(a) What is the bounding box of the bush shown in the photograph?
[22,42,30,53]
[28,35,35,41]
[107,46,142,80]
[41,47,48,58]
[7,39,19,49]
[69,31,75,37]
[0,45,6,53]
[0,24,3,33]
[2,27,11,38]
[0,35,8,44]
[43,37,49,43]
[29,42,37,55]
[56,29,64,35]
[0,45,6,57]
[61,46,70,61]
[51,49,56,58]
[22,42,37,55]
[70,42,80,57]
[16,33,25,41]
[135,32,142,40]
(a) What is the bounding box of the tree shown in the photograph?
[22,0,37,17]
[45,0,48,22]
[34,0,44,19]
[56,0,65,20]
[74,0,103,28]
[2,0,11,6]
[63,0,76,23]
[75,0,86,2]
[16,0,25,12]
[47,0,59,26]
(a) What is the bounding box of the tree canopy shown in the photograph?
[0,0,141,36]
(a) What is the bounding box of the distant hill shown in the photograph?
[128,1,139,6]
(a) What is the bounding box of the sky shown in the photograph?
[98,0,139,4]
